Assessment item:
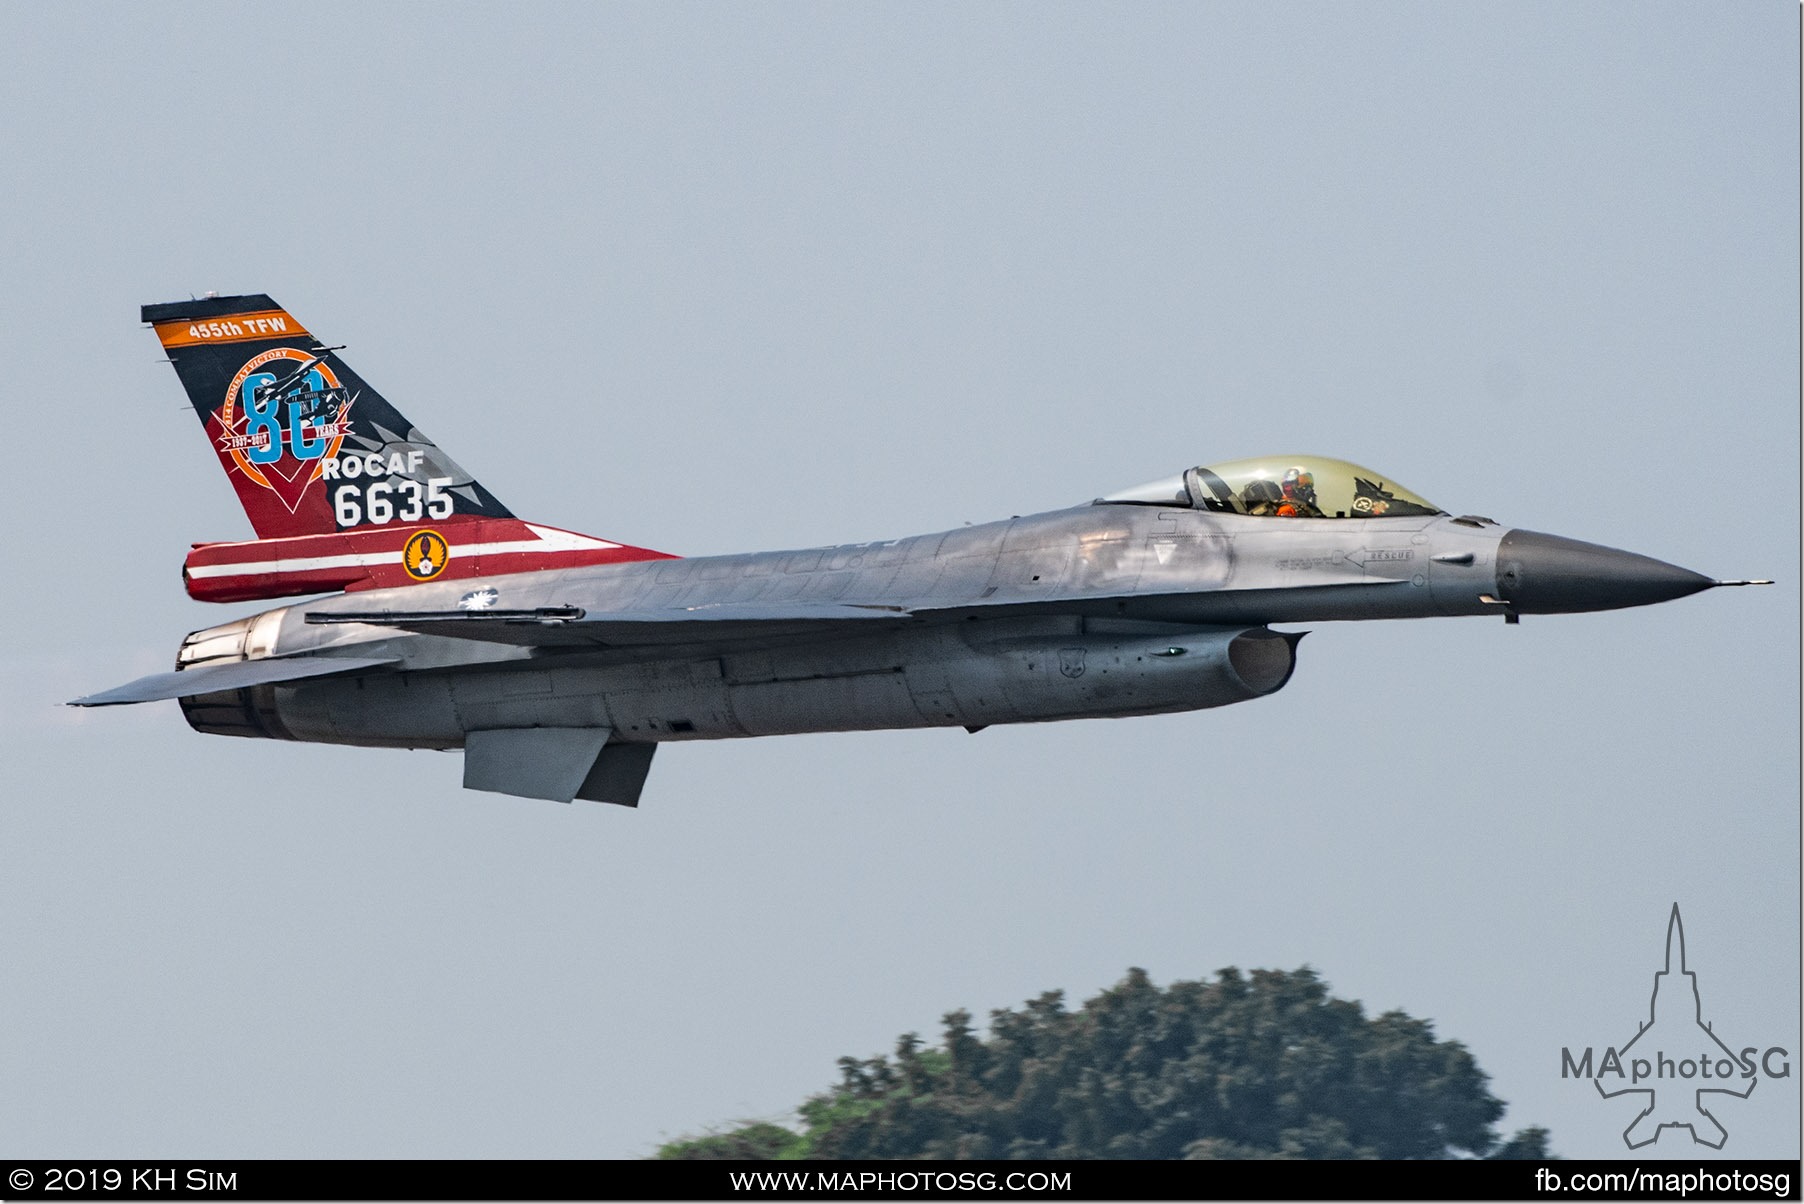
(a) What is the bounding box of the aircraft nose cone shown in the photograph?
[1495,530,1715,614]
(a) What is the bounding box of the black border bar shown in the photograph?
[1,1159,1799,1202]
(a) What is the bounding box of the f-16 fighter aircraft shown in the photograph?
[74,294,1769,806]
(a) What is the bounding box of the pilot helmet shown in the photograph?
[1282,467,1316,503]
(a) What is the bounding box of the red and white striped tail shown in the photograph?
[183,519,676,604]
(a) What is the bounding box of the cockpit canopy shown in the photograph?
[1098,456,1443,519]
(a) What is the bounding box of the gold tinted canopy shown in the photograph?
[1100,456,1443,519]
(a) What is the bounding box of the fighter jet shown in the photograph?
[73,294,1769,806]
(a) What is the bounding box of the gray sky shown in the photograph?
[2,2,1796,1162]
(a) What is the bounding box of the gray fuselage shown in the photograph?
[178,504,1528,750]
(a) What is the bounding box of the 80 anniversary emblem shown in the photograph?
[217,348,354,513]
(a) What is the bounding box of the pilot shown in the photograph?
[1242,479,1285,516]
[1278,468,1324,518]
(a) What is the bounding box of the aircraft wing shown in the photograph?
[303,602,916,648]
[71,655,400,706]
[302,581,1409,651]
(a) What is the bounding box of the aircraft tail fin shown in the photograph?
[145,294,514,539]
[145,294,675,601]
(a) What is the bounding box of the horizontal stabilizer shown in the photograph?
[305,601,914,648]
[70,655,398,707]
[183,521,673,604]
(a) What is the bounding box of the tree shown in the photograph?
[654,1122,803,1160]
[655,967,1552,1159]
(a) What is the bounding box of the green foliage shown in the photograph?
[1486,1125,1553,1160]
[655,1121,806,1160]
[658,967,1552,1160]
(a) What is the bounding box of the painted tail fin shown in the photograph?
[145,294,513,539]
[146,294,674,602]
